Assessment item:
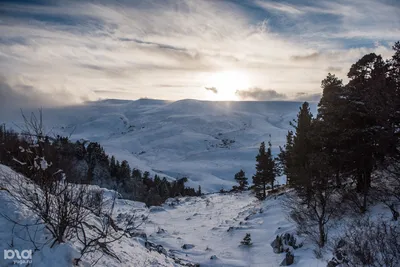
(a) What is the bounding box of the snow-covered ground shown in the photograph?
[1,99,317,192]
[0,164,327,267]
[0,164,177,267]
[1,162,395,267]
[143,191,326,267]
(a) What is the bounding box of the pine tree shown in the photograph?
[240,233,252,246]
[342,53,390,212]
[287,102,314,203]
[110,155,117,177]
[119,160,131,183]
[143,171,150,180]
[253,141,277,199]
[131,168,142,181]
[317,73,346,188]
[234,169,248,191]
[265,141,276,190]
[197,185,202,196]
[277,131,293,184]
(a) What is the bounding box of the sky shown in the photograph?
[0,0,399,106]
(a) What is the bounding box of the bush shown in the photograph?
[86,189,104,216]
[240,233,252,246]
[332,219,400,267]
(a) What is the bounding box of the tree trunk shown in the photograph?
[389,204,399,221]
[335,169,341,188]
[361,171,371,213]
[318,221,325,248]
[263,181,266,199]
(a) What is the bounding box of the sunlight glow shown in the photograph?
[206,71,250,101]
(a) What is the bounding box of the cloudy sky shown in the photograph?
[1,0,399,106]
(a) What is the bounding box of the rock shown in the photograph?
[335,250,345,261]
[271,235,284,254]
[327,259,340,267]
[156,227,166,234]
[336,239,346,249]
[129,231,147,240]
[182,244,195,250]
[210,255,217,260]
[149,206,166,213]
[155,245,165,254]
[145,241,151,249]
[329,238,348,266]
[270,236,279,248]
[283,233,291,243]
[280,251,294,266]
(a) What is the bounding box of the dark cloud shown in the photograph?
[119,38,187,52]
[0,76,81,117]
[235,87,287,100]
[290,52,320,61]
[205,87,218,94]
[0,78,44,111]
[293,92,321,102]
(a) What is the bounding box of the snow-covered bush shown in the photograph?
[240,233,252,246]
[332,218,400,267]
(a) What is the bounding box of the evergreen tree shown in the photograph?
[277,130,293,183]
[119,160,131,184]
[131,168,142,181]
[253,141,277,199]
[197,185,202,196]
[143,171,150,180]
[342,53,390,212]
[287,102,314,203]
[240,233,252,246]
[234,169,248,191]
[110,156,117,177]
[317,73,346,187]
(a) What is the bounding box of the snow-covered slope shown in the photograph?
[1,99,318,192]
[143,191,325,267]
[0,164,325,267]
[0,164,179,267]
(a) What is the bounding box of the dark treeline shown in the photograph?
[276,41,400,251]
[0,125,200,206]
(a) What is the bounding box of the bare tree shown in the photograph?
[375,164,400,221]
[0,110,146,265]
[285,152,340,251]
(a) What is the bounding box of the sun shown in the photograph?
[205,71,250,100]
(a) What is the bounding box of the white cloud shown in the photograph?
[0,0,398,103]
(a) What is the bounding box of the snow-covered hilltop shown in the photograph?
[1,99,317,192]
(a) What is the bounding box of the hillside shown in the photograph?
[0,164,325,267]
[1,99,317,192]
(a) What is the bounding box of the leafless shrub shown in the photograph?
[86,189,104,216]
[334,218,400,267]
[285,185,339,250]
[0,110,146,265]
[374,166,400,220]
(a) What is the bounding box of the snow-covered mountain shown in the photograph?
[1,99,317,192]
